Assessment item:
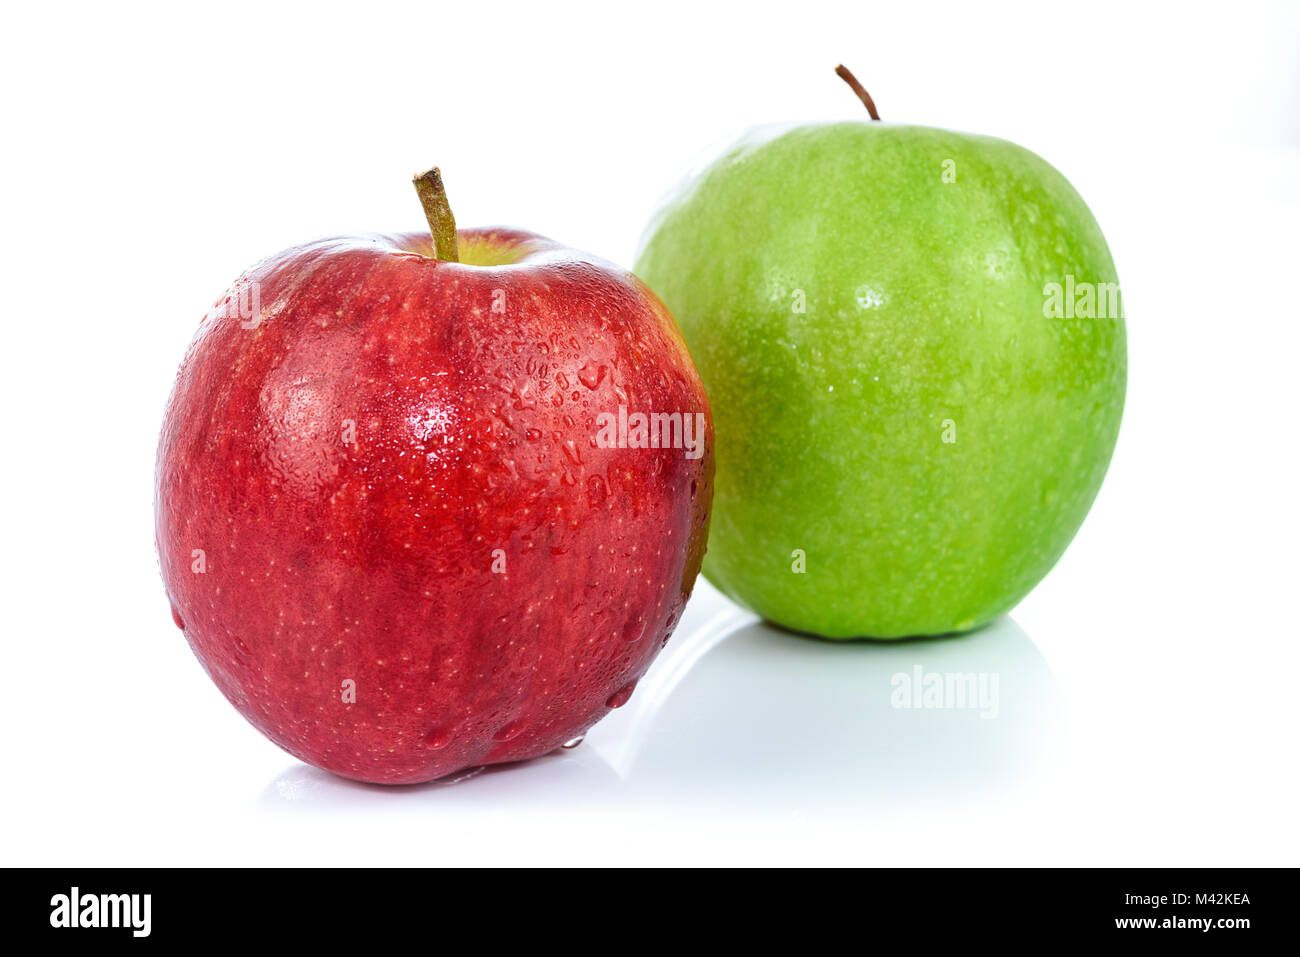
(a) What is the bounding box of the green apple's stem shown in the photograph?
[413,167,460,263]
[834,65,880,121]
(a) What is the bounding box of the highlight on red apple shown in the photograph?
[155,167,713,785]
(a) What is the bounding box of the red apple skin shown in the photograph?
[156,228,713,784]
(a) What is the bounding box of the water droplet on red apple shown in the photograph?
[561,736,584,750]
[511,378,536,410]
[586,474,608,506]
[577,361,606,390]
[170,605,184,630]
[492,719,525,742]
[606,682,636,709]
[424,728,454,750]
[622,617,645,642]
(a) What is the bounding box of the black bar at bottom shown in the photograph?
[9,867,1287,944]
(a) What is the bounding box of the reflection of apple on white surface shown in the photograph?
[259,581,1060,809]
[586,583,1061,805]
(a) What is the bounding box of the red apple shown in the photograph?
[155,170,713,784]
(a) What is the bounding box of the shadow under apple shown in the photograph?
[257,597,1060,812]
[586,611,1062,810]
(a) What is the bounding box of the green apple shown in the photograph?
[634,68,1126,639]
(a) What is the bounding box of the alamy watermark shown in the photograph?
[595,406,706,459]
[1043,275,1123,320]
[891,665,1000,719]
[210,280,266,329]
[50,887,151,937]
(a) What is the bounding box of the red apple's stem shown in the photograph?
[413,167,460,263]
[834,65,880,121]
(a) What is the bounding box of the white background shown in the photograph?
[3,1,1298,866]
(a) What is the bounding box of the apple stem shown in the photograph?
[834,65,880,121]
[413,167,460,263]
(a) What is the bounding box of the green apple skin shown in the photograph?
[635,122,1125,638]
